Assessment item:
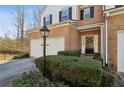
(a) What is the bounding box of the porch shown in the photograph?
[77,22,104,60]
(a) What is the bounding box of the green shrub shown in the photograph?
[93,53,102,61]
[12,71,67,87]
[35,55,114,87]
[13,52,29,59]
[57,50,81,57]
[100,70,115,87]
[35,55,115,87]
[12,71,50,87]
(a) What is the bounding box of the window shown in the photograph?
[43,15,52,26]
[59,7,72,22]
[80,6,94,20]
[62,9,69,21]
[84,8,90,19]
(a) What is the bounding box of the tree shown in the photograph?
[11,6,26,51]
[33,6,42,28]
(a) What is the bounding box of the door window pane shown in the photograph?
[85,36,94,54]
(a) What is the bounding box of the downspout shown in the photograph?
[105,15,108,66]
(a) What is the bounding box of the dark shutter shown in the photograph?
[59,11,62,22]
[50,15,52,24]
[43,17,45,26]
[69,7,72,20]
[90,6,94,18]
[80,10,84,20]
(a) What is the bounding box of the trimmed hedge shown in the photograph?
[12,71,49,87]
[34,55,115,87]
[100,70,115,87]
[93,53,102,61]
[13,52,29,59]
[12,71,67,87]
[58,50,81,57]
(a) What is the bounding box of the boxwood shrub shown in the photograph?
[34,55,115,87]
[12,71,50,87]
[57,50,81,57]
[12,71,67,87]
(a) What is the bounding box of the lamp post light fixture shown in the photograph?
[40,25,50,76]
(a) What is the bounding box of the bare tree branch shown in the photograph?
[11,6,27,51]
[33,6,42,28]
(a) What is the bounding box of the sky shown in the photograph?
[0,5,44,38]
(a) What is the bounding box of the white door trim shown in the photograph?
[81,35,99,54]
[81,36,86,54]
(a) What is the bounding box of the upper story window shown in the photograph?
[59,7,72,22]
[84,8,90,19]
[43,15,52,26]
[62,9,69,21]
[80,6,94,20]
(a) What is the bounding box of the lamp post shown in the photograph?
[40,25,50,76]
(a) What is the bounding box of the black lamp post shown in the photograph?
[40,25,50,76]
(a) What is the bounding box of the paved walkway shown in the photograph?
[0,58,36,87]
[115,72,124,87]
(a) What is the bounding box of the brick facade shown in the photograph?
[28,22,80,51]
[28,5,104,55]
[107,13,124,72]
[78,5,104,26]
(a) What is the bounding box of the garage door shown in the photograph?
[118,31,124,72]
[30,37,65,57]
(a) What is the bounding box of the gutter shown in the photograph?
[103,6,124,15]
[28,20,75,34]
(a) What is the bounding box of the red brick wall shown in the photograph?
[28,23,80,51]
[107,13,124,72]
[78,5,104,26]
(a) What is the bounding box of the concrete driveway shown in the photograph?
[0,58,36,87]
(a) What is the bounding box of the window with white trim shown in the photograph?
[59,7,72,22]
[84,8,90,19]
[80,6,94,20]
[61,9,69,21]
[43,15,52,26]
[45,15,50,25]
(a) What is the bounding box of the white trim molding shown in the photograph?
[103,7,124,17]
[77,22,104,31]
[100,25,104,59]
[28,20,75,34]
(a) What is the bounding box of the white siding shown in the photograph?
[41,5,78,27]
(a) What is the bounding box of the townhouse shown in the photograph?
[103,5,124,72]
[28,5,80,57]
[28,5,124,73]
